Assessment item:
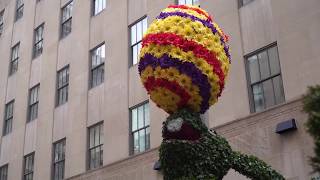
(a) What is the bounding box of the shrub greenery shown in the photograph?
[303,85,320,173]
[159,109,284,180]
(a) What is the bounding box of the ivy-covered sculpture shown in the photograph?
[138,4,284,180]
[160,109,284,180]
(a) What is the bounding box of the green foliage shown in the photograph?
[303,85,320,172]
[232,152,284,180]
[159,109,284,180]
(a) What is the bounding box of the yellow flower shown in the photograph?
[160,68,168,79]
[184,26,193,37]
[177,74,192,89]
[154,66,162,79]
[171,26,181,35]
[209,96,217,105]
[150,87,180,113]
[140,66,153,82]
[166,67,179,82]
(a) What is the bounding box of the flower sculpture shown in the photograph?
[138,4,230,114]
[138,4,284,180]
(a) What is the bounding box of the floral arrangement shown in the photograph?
[138,5,285,180]
[138,4,231,114]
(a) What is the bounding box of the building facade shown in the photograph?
[0,0,319,179]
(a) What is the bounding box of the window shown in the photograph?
[88,123,103,170]
[90,43,105,88]
[56,66,69,106]
[23,153,34,180]
[33,24,44,58]
[52,139,65,180]
[178,0,200,6]
[9,42,19,76]
[0,164,8,180]
[28,84,40,122]
[130,17,147,66]
[61,1,73,38]
[93,0,106,15]
[0,10,4,36]
[239,0,254,7]
[15,0,24,21]
[246,44,285,112]
[130,102,150,154]
[3,100,14,136]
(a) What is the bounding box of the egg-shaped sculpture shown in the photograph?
[138,4,231,114]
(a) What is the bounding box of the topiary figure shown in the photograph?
[138,4,285,179]
[160,109,284,180]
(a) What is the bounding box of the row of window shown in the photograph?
[3,42,105,135]
[0,0,103,40]
[0,0,255,40]
[0,102,150,180]
[0,153,35,180]
[2,0,203,83]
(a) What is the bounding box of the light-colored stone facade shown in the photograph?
[0,0,319,179]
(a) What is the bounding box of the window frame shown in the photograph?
[238,0,254,8]
[87,122,104,170]
[92,0,106,16]
[23,152,35,180]
[129,101,150,155]
[27,84,40,122]
[60,0,73,39]
[56,65,69,107]
[129,16,147,67]
[176,0,200,6]
[3,100,14,136]
[89,42,105,88]
[0,164,8,180]
[52,138,66,180]
[9,42,20,76]
[33,23,44,59]
[0,9,4,37]
[245,42,285,113]
[15,0,24,21]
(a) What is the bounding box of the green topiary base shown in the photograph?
[159,109,285,180]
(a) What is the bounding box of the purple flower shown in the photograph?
[139,53,212,113]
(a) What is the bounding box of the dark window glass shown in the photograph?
[178,0,200,6]
[93,0,106,15]
[33,24,44,58]
[88,123,103,170]
[268,46,281,75]
[52,139,65,180]
[0,164,8,180]
[23,153,34,180]
[130,103,150,154]
[61,1,73,38]
[239,0,254,7]
[247,44,285,112]
[28,85,40,122]
[130,17,147,66]
[15,0,23,21]
[0,10,4,36]
[3,101,14,136]
[56,66,69,106]
[9,42,19,75]
[248,55,259,83]
[90,44,105,88]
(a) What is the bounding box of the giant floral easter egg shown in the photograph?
[138,4,231,114]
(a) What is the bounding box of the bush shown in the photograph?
[303,85,320,173]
